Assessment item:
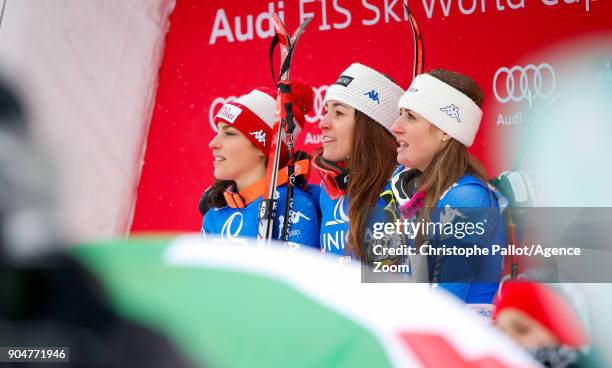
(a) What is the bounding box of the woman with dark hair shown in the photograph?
[202,82,320,249]
[314,63,405,265]
[390,69,507,309]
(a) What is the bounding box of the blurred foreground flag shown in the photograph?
[72,235,536,368]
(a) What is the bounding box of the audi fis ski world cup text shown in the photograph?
[208,0,596,45]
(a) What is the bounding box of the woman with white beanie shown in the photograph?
[390,69,507,307]
[203,82,319,249]
[314,63,407,266]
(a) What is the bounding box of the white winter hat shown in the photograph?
[324,63,404,132]
[398,73,483,147]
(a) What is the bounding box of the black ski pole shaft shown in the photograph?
[280,88,296,242]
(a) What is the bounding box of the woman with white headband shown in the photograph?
[203,82,320,249]
[314,63,407,265]
[390,69,506,307]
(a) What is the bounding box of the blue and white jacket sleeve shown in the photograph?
[306,183,322,216]
[429,181,506,305]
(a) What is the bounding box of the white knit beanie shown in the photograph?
[324,63,404,132]
[398,73,483,147]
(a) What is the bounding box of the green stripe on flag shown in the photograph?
[72,238,393,368]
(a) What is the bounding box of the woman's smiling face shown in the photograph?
[318,100,355,162]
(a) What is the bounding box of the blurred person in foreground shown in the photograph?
[491,39,612,367]
[0,77,197,367]
[495,281,606,368]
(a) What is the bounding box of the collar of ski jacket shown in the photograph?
[224,159,311,208]
[311,151,349,200]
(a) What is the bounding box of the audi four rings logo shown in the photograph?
[209,86,329,130]
[493,63,556,104]
[306,85,329,124]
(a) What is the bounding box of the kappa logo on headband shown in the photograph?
[364,89,381,104]
[334,75,354,87]
[250,130,266,145]
[440,104,461,123]
[216,104,243,124]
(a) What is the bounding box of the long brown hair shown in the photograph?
[206,179,234,208]
[347,110,398,258]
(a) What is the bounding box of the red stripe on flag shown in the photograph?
[398,332,517,368]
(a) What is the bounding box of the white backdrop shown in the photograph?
[0,0,175,242]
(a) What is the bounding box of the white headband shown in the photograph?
[398,74,483,147]
[324,63,404,132]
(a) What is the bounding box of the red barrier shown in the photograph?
[131,0,611,232]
